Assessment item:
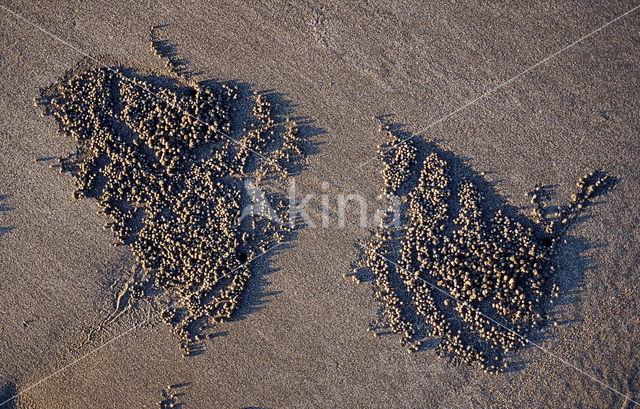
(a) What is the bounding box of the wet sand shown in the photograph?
[0,1,639,408]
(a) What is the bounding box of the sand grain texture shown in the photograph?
[0,1,639,408]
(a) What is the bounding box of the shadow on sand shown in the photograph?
[355,116,617,372]
[36,25,325,358]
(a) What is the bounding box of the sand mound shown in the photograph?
[351,120,615,372]
[37,36,310,355]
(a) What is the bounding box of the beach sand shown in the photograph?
[0,1,639,407]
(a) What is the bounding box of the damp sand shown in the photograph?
[0,1,639,408]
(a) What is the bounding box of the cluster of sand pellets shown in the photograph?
[37,40,308,355]
[351,120,614,372]
[157,383,185,409]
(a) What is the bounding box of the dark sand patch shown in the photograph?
[0,382,16,409]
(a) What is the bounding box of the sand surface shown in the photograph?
[0,1,639,408]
